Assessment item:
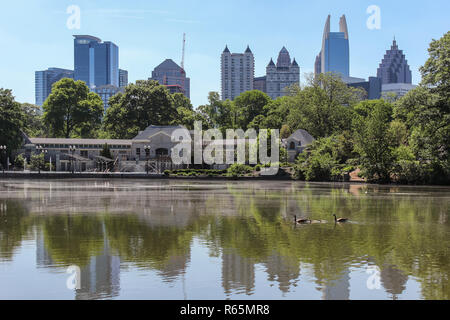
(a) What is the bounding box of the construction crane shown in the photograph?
[180,33,186,96]
[181,33,186,71]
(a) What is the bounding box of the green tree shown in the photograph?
[43,78,103,138]
[170,93,210,130]
[393,32,450,184]
[100,143,113,159]
[21,103,46,137]
[353,100,395,182]
[280,124,292,139]
[420,31,450,100]
[0,89,24,160]
[294,132,356,181]
[197,92,233,130]
[233,90,271,130]
[30,153,45,171]
[103,80,178,139]
[286,73,363,138]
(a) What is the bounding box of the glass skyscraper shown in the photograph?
[35,68,74,106]
[73,35,119,89]
[315,15,350,78]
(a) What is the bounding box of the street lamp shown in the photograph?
[145,145,151,175]
[0,145,6,174]
[69,146,76,174]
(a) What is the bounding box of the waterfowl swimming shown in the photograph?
[294,215,311,224]
[333,214,349,223]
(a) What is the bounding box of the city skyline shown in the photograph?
[0,0,449,108]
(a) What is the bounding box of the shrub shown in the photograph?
[227,164,253,177]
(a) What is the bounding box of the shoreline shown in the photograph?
[0,171,449,187]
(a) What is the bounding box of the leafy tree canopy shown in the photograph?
[43,78,103,138]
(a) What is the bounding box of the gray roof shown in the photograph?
[154,59,182,71]
[29,138,132,145]
[288,129,315,145]
[133,125,187,141]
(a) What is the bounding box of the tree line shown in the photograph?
[0,32,448,184]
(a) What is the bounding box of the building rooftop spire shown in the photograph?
[245,45,252,53]
[223,45,230,53]
[392,37,398,50]
[276,47,291,68]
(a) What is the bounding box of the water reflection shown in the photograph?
[0,179,449,300]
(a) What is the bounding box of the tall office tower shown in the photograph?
[73,35,119,89]
[149,59,190,98]
[35,68,74,106]
[221,45,255,101]
[266,47,300,99]
[377,39,412,84]
[315,15,350,77]
[93,85,123,111]
[119,69,128,88]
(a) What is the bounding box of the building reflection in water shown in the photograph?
[222,248,255,296]
[36,221,121,300]
[380,264,408,300]
[264,252,300,294]
[321,269,350,300]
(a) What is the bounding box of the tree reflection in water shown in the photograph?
[0,180,449,300]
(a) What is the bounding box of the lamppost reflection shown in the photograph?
[145,145,151,175]
[0,145,6,174]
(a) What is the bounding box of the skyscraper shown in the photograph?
[149,59,190,98]
[377,39,412,84]
[377,39,415,99]
[73,35,119,89]
[265,47,300,99]
[35,68,74,106]
[221,45,255,101]
[119,69,128,88]
[315,15,350,78]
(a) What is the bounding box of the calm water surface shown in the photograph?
[0,179,449,300]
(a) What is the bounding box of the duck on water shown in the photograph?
[333,214,349,223]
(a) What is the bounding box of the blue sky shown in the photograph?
[0,0,449,108]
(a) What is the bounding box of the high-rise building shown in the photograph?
[149,59,190,98]
[119,69,128,88]
[377,39,412,85]
[73,35,119,89]
[93,85,123,111]
[221,45,255,101]
[35,68,74,106]
[265,47,300,99]
[377,39,415,99]
[315,15,350,78]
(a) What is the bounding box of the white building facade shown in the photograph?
[221,46,255,101]
[266,47,300,99]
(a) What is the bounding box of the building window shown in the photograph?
[289,142,296,150]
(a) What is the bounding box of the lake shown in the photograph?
[0,179,449,300]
